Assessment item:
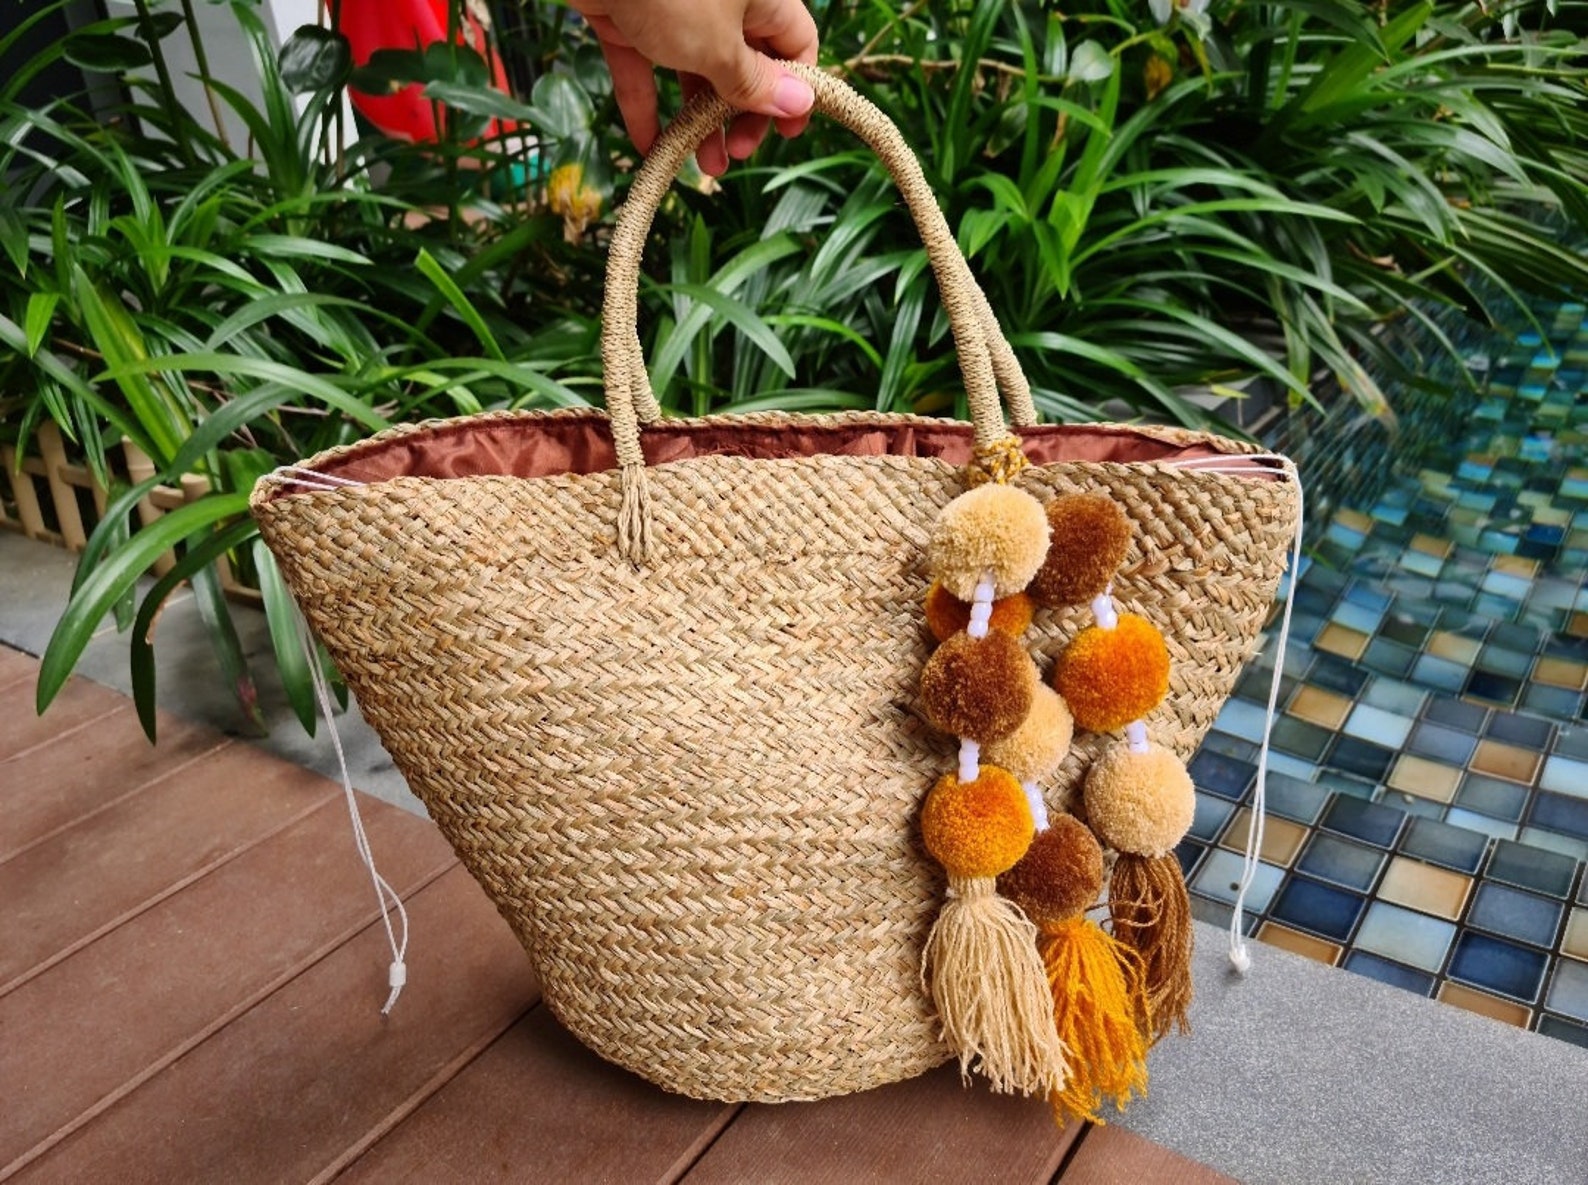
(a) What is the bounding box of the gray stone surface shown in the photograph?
[1124,923,1588,1184]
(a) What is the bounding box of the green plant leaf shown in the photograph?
[62,32,152,74]
[126,516,262,740]
[23,293,60,357]
[39,491,252,715]
[529,71,596,139]
[278,24,351,95]
[254,541,319,735]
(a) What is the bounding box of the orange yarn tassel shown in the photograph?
[1110,851,1195,1042]
[1039,914,1151,1125]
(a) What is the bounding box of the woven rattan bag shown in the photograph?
[252,66,1300,1104]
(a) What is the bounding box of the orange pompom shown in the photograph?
[921,766,1035,879]
[1029,493,1132,607]
[920,631,1038,744]
[1083,742,1195,857]
[924,581,1035,643]
[998,814,1105,927]
[1052,613,1170,733]
[928,484,1050,600]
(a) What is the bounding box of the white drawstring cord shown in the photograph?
[1168,453,1305,974]
[257,465,367,493]
[298,614,410,1013]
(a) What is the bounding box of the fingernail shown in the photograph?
[771,75,814,118]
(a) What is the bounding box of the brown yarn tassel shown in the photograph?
[922,876,1070,1097]
[1110,851,1194,1042]
[1039,914,1151,1125]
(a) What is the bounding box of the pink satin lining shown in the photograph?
[289,414,1272,491]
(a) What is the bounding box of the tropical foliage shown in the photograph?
[3,0,1586,735]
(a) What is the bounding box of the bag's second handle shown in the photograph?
[603,63,1037,561]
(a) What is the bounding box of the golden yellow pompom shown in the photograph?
[1029,493,1132,608]
[1083,742,1195,857]
[997,813,1105,927]
[983,684,1074,784]
[924,581,1034,643]
[928,484,1050,600]
[1052,613,1170,733]
[921,766,1035,879]
[920,630,1038,743]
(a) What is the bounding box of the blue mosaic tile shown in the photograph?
[1455,774,1530,823]
[1464,670,1523,705]
[1400,817,1489,874]
[1191,848,1283,911]
[1412,655,1469,693]
[1343,583,1393,612]
[1270,876,1366,943]
[1296,834,1385,892]
[1446,809,1519,841]
[1322,795,1406,848]
[1379,616,1431,649]
[1176,838,1206,878]
[1212,698,1273,745]
[1467,883,1563,948]
[1309,655,1371,697]
[1271,716,1335,762]
[1545,958,1588,1022]
[1354,902,1458,973]
[1360,677,1427,717]
[1525,685,1584,719]
[1424,696,1489,733]
[1408,721,1478,765]
[1328,737,1398,783]
[1538,1015,1588,1049]
[1361,638,1417,678]
[1487,839,1580,897]
[1343,950,1436,996]
[1486,711,1555,750]
[1264,772,1332,825]
[1533,793,1588,842]
[1446,932,1548,1002]
[1554,728,1588,760]
[1189,793,1235,843]
[1188,749,1257,801]
[1540,754,1588,798]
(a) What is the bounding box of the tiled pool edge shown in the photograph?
[1120,918,1587,1185]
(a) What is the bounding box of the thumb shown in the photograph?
[708,47,813,119]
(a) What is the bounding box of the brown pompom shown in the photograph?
[1083,742,1195,857]
[920,631,1038,743]
[928,484,1050,600]
[1029,493,1132,607]
[984,684,1073,784]
[1052,613,1170,733]
[921,767,1035,880]
[924,581,1034,643]
[1110,852,1195,1042]
[998,814,1104,927]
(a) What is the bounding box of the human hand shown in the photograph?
[568,0,819,175]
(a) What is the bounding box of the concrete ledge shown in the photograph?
[1126,920,1587,1184]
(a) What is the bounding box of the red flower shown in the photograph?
[337,0,515,143]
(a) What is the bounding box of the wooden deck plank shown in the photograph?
[338,1007,736,1185]
[0,794,456,1172]
[1058,1123,1238,1184]
[1,705,228,862]
[0,674,125,762]
[0,743,338,993]
[15,864,537,1185]
[680,1064,1083,1185]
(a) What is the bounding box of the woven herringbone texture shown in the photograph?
[253,428,1298,1102]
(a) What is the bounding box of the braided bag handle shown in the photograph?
[601,61,1038,480]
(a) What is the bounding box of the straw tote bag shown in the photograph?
[252,65,1300,1104]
